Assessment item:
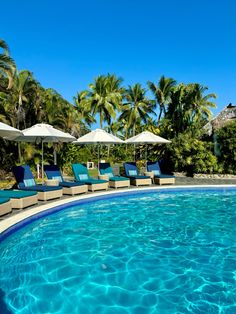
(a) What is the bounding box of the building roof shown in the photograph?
[203,103,236,135]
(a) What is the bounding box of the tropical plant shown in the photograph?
[158,131,218,175]
[119,83,155,138]
[216,121,236,174]
[148,76,176,123]
[87,74,123,128]
[0,39,16,91]
[165,83,216,136]
[74,90,95,127]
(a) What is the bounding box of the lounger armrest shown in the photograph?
[144,171,154,179]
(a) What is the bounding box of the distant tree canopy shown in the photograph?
[1,38,235,176]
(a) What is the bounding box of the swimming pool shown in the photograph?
[0,188,236,313]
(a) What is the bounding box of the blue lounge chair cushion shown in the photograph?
[24,178,36,187]
[78,174,89,180]
[123,162,150,179]
[43,165,63,182]
[157,174,175,179]
[44,165,86,188]
[128,170,138,176]
[109,176,129,182]
[51,176,63,182]
[0,197,10,204]
[99,163,128,181]
[0,190,37,198]
[81,179,107,185]
[59,181,85,188]
[147,161,175,178]
[12,165,62,191]
[20,185,62,192]
[12,165,35,189]
[99,163,114,178]
[129,175,150,179]
[72,163,108,185]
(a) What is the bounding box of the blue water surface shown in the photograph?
[0,189,236,314]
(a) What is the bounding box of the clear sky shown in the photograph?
[1,0,236,116]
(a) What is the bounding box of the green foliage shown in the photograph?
[160,132,218,175]
[1,38,227,178]
[216,121,236,174]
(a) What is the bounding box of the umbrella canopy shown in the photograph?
[14,123,76,180]
[125,131,171,144]
[74,128,124,144]
[15,123,75,143]
[0,122,23,140]
[74,129,124,169]
[125,131,171,162]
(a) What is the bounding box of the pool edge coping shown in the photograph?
[1,184,236,237]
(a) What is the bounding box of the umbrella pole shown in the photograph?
[41,141,44,182]
[145,144,147,165]
[98,144,100,174]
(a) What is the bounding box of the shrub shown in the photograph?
[216,121,236,174]
[160,132,218,175]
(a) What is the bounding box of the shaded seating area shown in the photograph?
[72,163,108,192]
[0,190,38,210]
[44,165,88,195]
[12,165,63,201]
[0,198,12,216]
[123,162,152,186]
[99,163,130,189]
[147,161,175,185]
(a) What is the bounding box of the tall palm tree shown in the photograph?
[88,74,123,128]
[119,83,155,138]
[0,39,16,91]
[148,75,176,123]
[166,83,216,135]
[13,70,38,129]
[188,83,216,122]
[74,91,95,127]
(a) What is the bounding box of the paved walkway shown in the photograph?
[175,177,236,185]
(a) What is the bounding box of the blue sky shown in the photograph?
[2,0,236,118]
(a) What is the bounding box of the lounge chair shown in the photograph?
[44,165,88,195]
[0,197,12,216]
[72,163,108,192]
[147,161,175,185]
[12,165,63,201]
[123,162,152,186]
[99,163,130,189]
[0,190,38,209]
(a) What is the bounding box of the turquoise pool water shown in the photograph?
[0,189,236,313]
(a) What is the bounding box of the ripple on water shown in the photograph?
[0,190,236,313]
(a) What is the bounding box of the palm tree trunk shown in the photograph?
[158,107,163,123]
[18,143,22,163]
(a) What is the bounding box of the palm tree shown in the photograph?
[74,91,95,127]
[119,83,156,138]
[13,70,38,129]
[0,39,16,91]
[187,83,216,122]
[148,76,176,123]
[166,83,216,135]
[88,74,123,128]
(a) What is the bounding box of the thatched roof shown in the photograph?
[203,103,236,135]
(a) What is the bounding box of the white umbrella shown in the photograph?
[73,128,124,168]
[14,123,76,180]
[125,131,171,161]
[0,122,23,140]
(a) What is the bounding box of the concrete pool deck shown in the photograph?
[1,177,236,236]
